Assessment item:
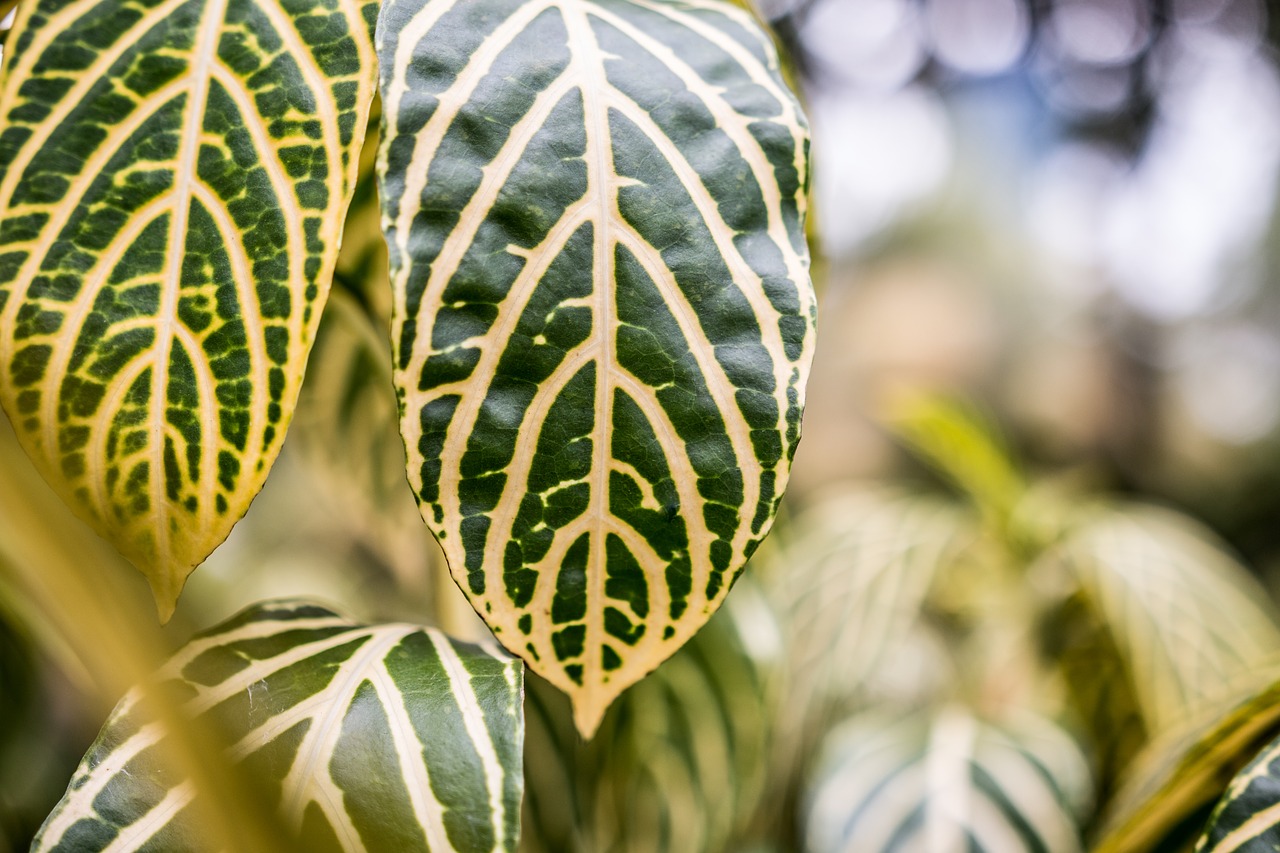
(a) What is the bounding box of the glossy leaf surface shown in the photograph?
[377,0,814,734]
[0,0,377,616]
[33,600,525,852]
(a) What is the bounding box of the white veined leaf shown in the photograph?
[0,0,378,617]
[522,572,778,853]
[804,707,1093,853]
[33,600,525,853]
[771,488,972,721]
[376,0,814,736]
[1045,505,1280,737]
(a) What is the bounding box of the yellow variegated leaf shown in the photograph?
[1047,505,1280,736]
[0,0,377,617]
[377,0,815,735]
[1094,673,1280,853]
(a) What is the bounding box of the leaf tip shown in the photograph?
[146,574,185,625]
[571,699,608,740]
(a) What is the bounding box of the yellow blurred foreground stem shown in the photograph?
[0,417,293,853]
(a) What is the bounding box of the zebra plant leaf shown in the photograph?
[0,0,378,617]
[772,489,970,721]
[33,600,525,853]
[804,707,1093,853]
[377,0,814,735]
[1197,727,1280,853]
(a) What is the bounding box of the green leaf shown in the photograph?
[1196,724,1280,852]
[1093,674,1280,853]
[522,572,777,853]
[376,0,814,735]
[771,488,970,722]
[1046,505,1280,737]
[0,0,378,618]
[33,600,525,852]
[804,707,1093,853]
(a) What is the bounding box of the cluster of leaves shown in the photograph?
[0,0,819,847]
[760,400,1280,853]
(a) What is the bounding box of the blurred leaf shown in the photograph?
[522,575,777,853]
[34,600,524,853]
[886,396,1025,531]
[1045,505,1280,742]
[769,487,972,737]
[1094,675,1280,853]
[803,706,1092,853]
[1043,591,1149,792]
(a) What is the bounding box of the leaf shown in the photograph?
[521,571,777,853]
[885,395,1025,530]
[771,488,970,722]
[803,706,1093,853]
[0,0,378,617]
[33,600,525,853]
[1196,724,1280,852]
[1092,673,1280,853]
[1046,505,1280,737]
[376,0,814,735]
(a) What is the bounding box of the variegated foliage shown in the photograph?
[1197,727,1280,853]
[1041,506,1280,743]
[804,707,1093,853]
[521,573,777,853]
[376,0,814,736]
[33,600,524,853]
[0,0,377,617]
[771,489,971,725]
[1092,676,1280,853]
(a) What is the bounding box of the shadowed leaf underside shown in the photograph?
[33,600,525,853]
[0,0,377,616]
[377,0,814,736]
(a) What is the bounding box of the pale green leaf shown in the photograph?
[804,707,1092,853]
[1093,673,1280,853]
[376,0,814,735]
[1046,505,1280,736]
[33,600,525,853]
[0,0,378,617]
[771,488,970,721]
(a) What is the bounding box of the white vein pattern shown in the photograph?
[32,601,524,853]
[377,0,814,736]
[0,0,377,617]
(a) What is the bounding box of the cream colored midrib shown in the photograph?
[429,630,509,851]
[279,628,411,821]
[149,0,228,577]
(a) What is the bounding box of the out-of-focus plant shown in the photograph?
[755,397,1280,852]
